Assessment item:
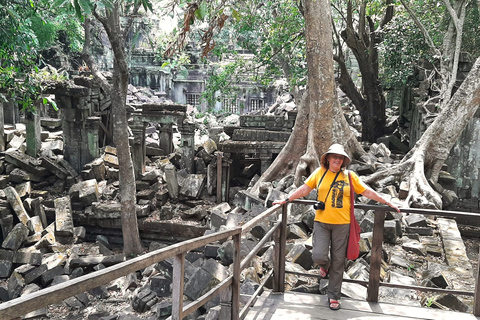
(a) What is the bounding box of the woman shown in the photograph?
[273,144,400,310]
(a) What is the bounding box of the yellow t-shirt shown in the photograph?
[304,167,367,224]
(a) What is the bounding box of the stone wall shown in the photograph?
[446,109,480,215]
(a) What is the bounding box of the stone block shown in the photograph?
[4,149,50,177]
[285,243,314,270]
[0,286,8,301]
[150,274,171,297]
[15,181,31,198]
[164,164,179,199]
[0,259,13,278]
[104,153,119,169]
[30,197,47,228]
[402,240,427,256]
[13,251,43,265]
[27,216,43,234]
[184,267,215,301]
[137,189,156,201]
[2,223,29,250]
[8,271,25,299]
[4,186,30,225]
[209,210,227,231]
[405,213,428,227]
[155,188,169,207]
[204,244,220,259]
[40,157,68,179]
[54,196,74,241]
[132,288,158,313]
[433,293,468,312]
[8,168,42,183]
[40,265,64,287]
[178,173,206,199]
[383,220,398,245]
[405,226,433,236]
[24,264,48,284]
[287,224,308,240]
[159,205,173,220]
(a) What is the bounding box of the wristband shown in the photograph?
[285,198,290,203]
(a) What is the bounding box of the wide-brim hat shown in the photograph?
[320,144,351,168]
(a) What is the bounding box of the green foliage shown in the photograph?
[462,2,480,57]
[192,0,306,110]
[425,297,434,307]
[379,12,429,89]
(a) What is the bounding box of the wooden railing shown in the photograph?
[288,200,480,316]
[1,199,479,319]
[0,202,287,320]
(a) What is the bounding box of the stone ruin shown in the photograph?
[0,74,479,318]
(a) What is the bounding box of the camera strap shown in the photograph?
[317,170,341,204]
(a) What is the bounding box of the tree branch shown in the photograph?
[81,16,112,94]
[399,0,441,57]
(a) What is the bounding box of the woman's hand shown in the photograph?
[273,199,289,206]
[385,201,401,213]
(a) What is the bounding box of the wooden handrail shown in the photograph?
[3,197,480,320]
[284,200,480,316]
[0,227,243,319]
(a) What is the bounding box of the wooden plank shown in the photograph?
[367,209,385,302]
[278,205,288,293]
[232,233,241,320]
[241,205,278,234]
[273,222,281,292]
[171,253,185,320]
[240,269,273,320]
[0,227,241,319]
[285,270,473,296]
[245,291,480,320]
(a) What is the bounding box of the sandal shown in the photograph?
[329,298,340,310]
[319,267,328,278]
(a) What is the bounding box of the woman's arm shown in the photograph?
[273,184,313,206]
[361,188,401,213]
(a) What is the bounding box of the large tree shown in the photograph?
[332,0,395,143]
[56,0,151,256]
[364,55,480,209]
[253,0,364,190]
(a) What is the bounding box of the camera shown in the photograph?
[313,201,325,210]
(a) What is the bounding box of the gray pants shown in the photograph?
[312,221,350,300]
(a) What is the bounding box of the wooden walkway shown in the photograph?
[244,290,480,320]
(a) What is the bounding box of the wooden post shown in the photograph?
[216,152,223,203]
[278,204,288,293]
[231,233,241,320]
[171,252,185,320]
[367,209,385,302]
[273,209,281,292]
[474,245,480,316]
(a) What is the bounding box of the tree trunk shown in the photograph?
[364,56,480,209]
[105,7,144,256]
[335,0,393,143]
[253,0,364,190]
[83,5,143,256]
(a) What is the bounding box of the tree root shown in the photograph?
[364,150,442,209]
